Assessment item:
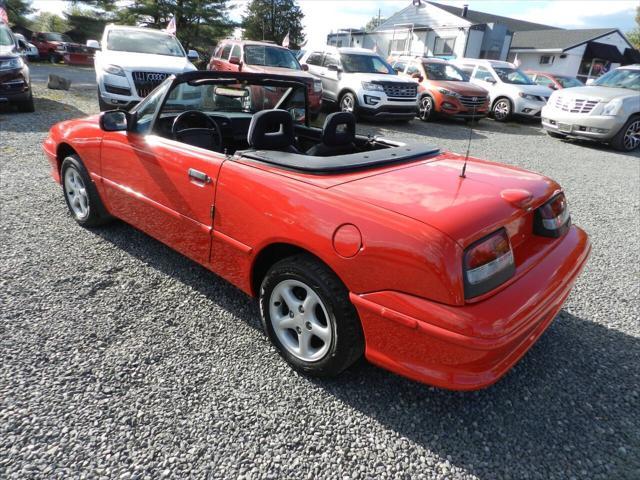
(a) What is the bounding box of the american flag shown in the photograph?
[165,15,176,35]
[0,0,9,24]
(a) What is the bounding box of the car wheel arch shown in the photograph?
[250,242,346,298]
[492,96,513,109]
[338,89,358,104]
[56,143,78,173]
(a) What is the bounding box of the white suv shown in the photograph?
[453,59,551,121]
[299,47,418,120]
[94,25,199,111]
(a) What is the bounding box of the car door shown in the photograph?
[228,44,241,72]
[100,80,223,265]
[320,52,341,101]
[213,43,232,71]
[472,66,498,101]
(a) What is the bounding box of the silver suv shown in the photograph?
[299,47,418,120]
[541,64,640,151]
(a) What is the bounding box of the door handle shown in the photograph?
[188,168,211,184]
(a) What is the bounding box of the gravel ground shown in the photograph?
[1,65,639,479]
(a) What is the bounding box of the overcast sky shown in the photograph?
[32,0,638,47]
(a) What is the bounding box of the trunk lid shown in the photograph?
[330,153,559,246]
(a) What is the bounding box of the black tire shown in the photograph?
[60,155,111,227]
[48,52,60,64]
[610,115,640,152]
[97,88,111,112]
[492,97,512,122]
[259,254,365,378]
[546,130,567,139]
[418,95,434,121]
[16,90,35,113]
[339,92,359,120]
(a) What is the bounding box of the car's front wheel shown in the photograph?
[61,155,111,227]
[339,92,359,119]
[418,95,434,121]
[492,98,512,122]
[611,115,640,152]
[259,254,364,377]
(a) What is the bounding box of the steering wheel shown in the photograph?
[171,110,223,152]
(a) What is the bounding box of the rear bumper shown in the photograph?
[350,225,590,390]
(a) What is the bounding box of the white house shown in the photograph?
[509,28,639,83]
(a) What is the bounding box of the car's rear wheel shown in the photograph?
[259,254,364,377]
[611,115,640,152]
[492,98,512,122]
[48,52,60,64]
[339,92,359,119]
[418,95,434,121]
[61,155,111,227]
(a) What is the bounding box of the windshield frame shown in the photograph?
[593,68,640,91]
[107,29,186,57]
[0,25,16,47]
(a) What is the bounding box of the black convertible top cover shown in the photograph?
[239,143,440,174]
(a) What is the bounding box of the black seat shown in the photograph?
[247,109,300,153]
[306,112,357,157]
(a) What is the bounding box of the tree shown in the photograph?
[364,16,386,32]
[4,0,33,26]
[30,12,69,32]
[627,6,640,50]
[242,0,304,48]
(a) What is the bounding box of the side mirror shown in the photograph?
[86,39,100,49]
[327,64,341,72]
[188,49,200,61]
[228,55,241,65]
[485,78,497,84]
[549,84,558,90]
[100,110,129,132]
[301,63,309,71]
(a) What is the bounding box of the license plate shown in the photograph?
[557,123,572,133]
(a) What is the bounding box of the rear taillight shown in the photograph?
[463,229,515,298]
[534,193,570,238]
[313,79,322,93]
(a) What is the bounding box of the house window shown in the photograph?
[389,38,407,54]
[540,55,555,65]
[434,37,455,56]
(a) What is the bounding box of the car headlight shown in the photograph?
[602,98,623,116]
[103,64,125,77]
[518,92,543,101]
[438,88,460,98]
[56,44,67,52]
[0,56,24,70]
[313,79,322,93]
[362,81,384,92]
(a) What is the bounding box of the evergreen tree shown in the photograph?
[242,0,304,48]
[4,0,33,26]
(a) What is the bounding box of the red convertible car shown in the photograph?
[43,71,590,390]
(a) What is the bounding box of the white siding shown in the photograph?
[465,29,484,58]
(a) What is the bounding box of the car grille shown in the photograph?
[377,82,417,99]
[132,71,170,98]
[459,95,487,108]
[104,83,132,96]
[554,96,598,114]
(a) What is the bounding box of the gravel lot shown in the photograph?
[1,64,639,479]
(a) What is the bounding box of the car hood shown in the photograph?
[430,80,488,95]
[331,153,558,246]
[348,72,414,83]
[0,45,18,57]
[507,83,552,97]
[552,85,637,101]
[99,50,195,72]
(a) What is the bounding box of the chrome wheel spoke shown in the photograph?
[297,330,312,357]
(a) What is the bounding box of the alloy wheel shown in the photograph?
[340,95,354,113]
[268,279,332,362]
[623,119,640,151]
[493,100,510,121]
[64,167,90,220]
[419,96,433,120]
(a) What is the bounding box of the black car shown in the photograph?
[0,23,34,112]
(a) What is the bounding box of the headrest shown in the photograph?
[247,109,295,150]
[322,112,356,146]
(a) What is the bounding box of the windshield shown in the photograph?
[0,25,14,47]
[340,54,393,74]
[593,68,640,91]
[494,67,533,85]
[424,62,468,81]
[44,33,72,42]
[107,30,185,57]
[555,76,583,88]
[244,45,300,70]
[162,80,307,118]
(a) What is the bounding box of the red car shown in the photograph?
[31,31,95,65]
[208,40,322,118]
[42,71,590,390]
[525,70,584,90]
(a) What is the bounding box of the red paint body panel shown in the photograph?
[43,110,591,390]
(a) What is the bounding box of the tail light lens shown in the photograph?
[463,229,515,298]
[534,193,571,238]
